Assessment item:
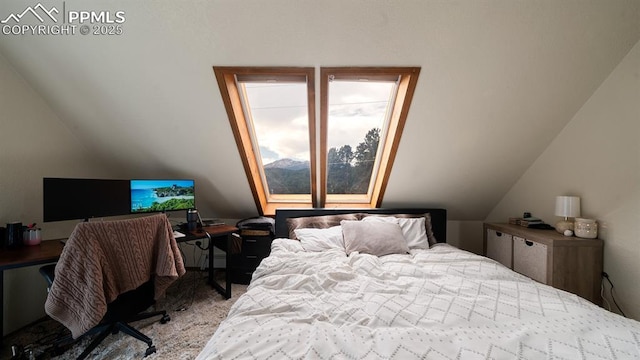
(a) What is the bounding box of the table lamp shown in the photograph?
[555,196,580,234]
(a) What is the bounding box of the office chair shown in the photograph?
[42,214,185,359]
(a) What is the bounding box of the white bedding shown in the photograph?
[197,240,640,359]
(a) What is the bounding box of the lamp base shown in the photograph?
[555,220,574,234]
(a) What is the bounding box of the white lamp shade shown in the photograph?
[555,196,581,218]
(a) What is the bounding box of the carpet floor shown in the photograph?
[2,270,248,360]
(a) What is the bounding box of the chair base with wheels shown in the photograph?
[40,264,170,359]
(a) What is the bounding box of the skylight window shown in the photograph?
[325,76,397,197]
[215,66,420,215]
[240,80,311,195]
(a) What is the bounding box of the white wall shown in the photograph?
[1,1,638,222]
[0,53,122,335]
[486,40,640,319]
[447,221,484,254]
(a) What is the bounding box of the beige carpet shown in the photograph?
[2,271,248,359]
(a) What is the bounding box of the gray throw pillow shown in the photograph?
[341,220,409,256]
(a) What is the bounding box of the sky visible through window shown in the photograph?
[327,80,395,160]
[242,80,396,167]
[243,82,310,165]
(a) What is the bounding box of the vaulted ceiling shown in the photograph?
[1,0,638,220]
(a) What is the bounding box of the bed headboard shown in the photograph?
[274,208,447,243]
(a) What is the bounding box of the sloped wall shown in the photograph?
[486,40,640,319]
[2,1,639,222]
[0,53,121,335]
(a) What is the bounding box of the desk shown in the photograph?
[0,240,64,343]
[0,225,238,344]
[179,225,238,299]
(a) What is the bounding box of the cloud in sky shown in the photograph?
[244,80,396,165]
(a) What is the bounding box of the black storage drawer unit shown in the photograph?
[230,229,273,284]
[241,237,272,256]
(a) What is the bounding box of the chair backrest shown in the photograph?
[44,214,185,339]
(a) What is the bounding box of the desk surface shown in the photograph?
[0,225,238,270]
[0,240,64,270]
[176,224,238,243]
[192,224,238,237]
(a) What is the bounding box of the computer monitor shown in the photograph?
[130,179,195,214]
[43,178,131,222]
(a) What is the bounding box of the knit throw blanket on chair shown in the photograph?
[44,214,186,339]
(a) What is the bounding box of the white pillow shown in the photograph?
[362,216,429,249]
[396,217,429,249]
[294,225,345,252]
[362,216,399,225]
[341,220,409,256]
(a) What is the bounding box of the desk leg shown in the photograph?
[225,234,231,298]
[0,269,3,347]
[206,234,231,300]
[208,235,214,286]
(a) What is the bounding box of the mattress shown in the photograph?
[197,240,640,359]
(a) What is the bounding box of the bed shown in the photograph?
[196,208,640,359]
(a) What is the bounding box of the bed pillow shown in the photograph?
[286,213,362,240]
[362,212,437,245]
[396,213,437,245]
[294,226,345,252]
[362,216,429,249]
[361,216,399,225]
[341,220,409,256]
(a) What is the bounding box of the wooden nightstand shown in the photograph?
[483,223,603,305]
[230,229,273,284]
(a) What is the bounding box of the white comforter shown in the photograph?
[197,240,640,359]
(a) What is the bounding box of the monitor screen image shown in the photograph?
[130,179,195,213]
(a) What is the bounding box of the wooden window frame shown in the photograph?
[320,67,421,209]
[214,66,420,215]
[214,66,317,215]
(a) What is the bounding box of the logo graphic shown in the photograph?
[0,3,60,24]
[2,2,126,36]
[1,3,59,24]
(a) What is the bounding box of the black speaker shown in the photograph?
[5,222,23,249]
[186,209,199,231]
